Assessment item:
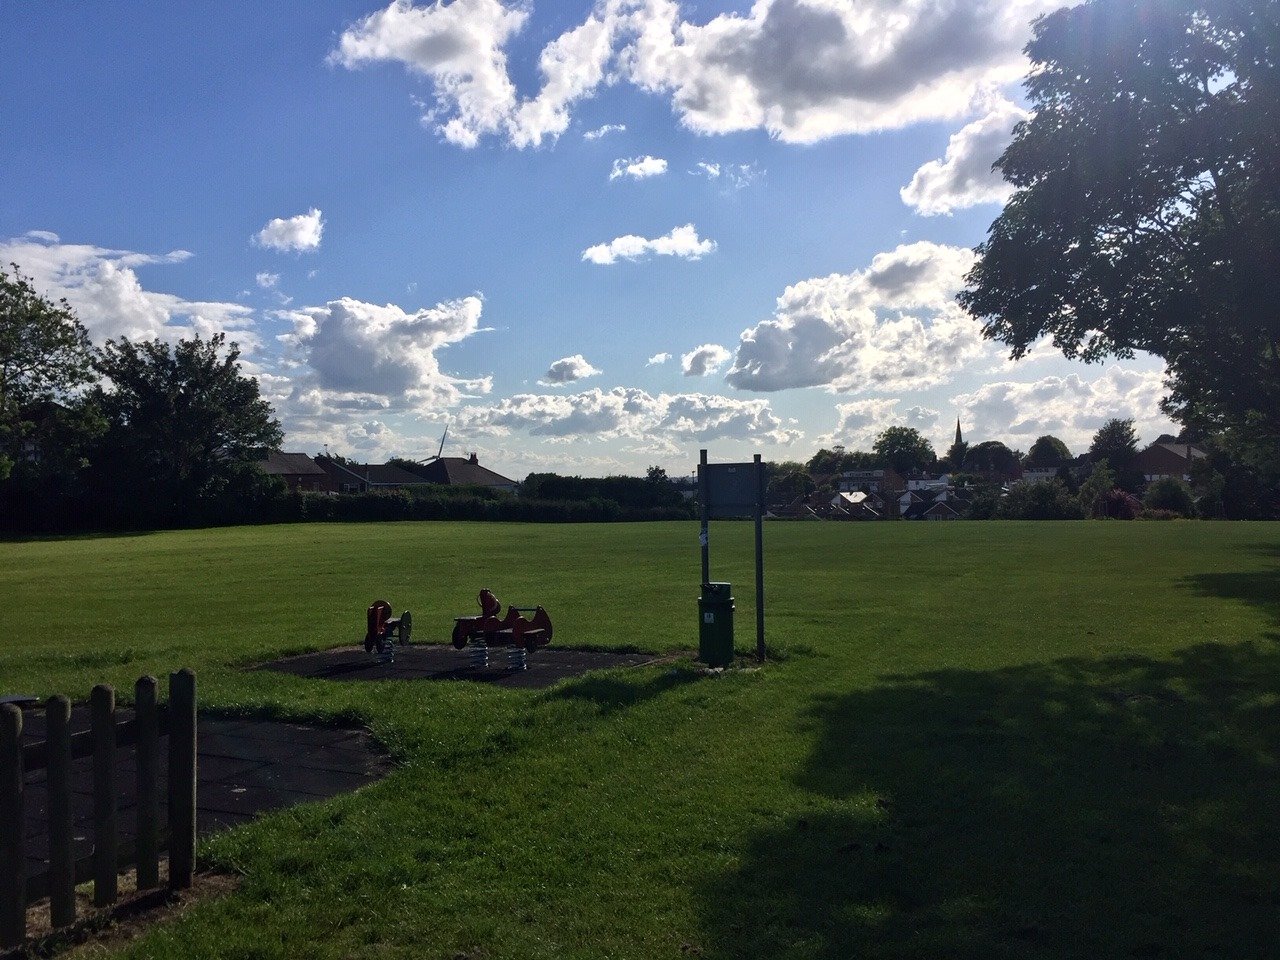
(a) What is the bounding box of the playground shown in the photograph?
[1,519,1278,959]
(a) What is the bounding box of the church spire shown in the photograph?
[955,417,963,446]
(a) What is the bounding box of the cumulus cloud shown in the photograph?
[682,344,731,377]
[609,155,668,180]
[540,354,602,385]
[646,352,671,365]
[278,294,491,411]
[582,223,716,265]
[952,366,1177,451]
[256,271,280,289]
[901,97,1030,215]
[334,0,1055,148]
[456,386,801,447]
[0,233,256,346]
[254,209,324,253]
[726,241,988,393]
[584,123,625,140]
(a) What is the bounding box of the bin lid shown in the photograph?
[701,581,732,598]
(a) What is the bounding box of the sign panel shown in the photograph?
[701,461,761,518]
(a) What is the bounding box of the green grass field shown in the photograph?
[2,520,1279,959]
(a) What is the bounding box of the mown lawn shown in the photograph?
[1,520,1278,959]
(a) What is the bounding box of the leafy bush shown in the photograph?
[998,480,1085,520]
[1143,477,1195,516]
[1095,488,1143,520]
[1138,509,1183,521]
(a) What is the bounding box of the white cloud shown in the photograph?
[726,241,988,393]
[609,155,668,180]
[254,209,324,253]
[277,294,491,411]
[540,354,602,385]
[256,271,280,289]
[822,398,940,448]
[952,366,1177,452]
[584,123,626,140]
[901,97,1030,215]
[456,386,801,447]
[334,0,1056,148]
[647,352,671,365]
[582,223,716,265]
[682,343,731,377]
[692,161,762,189]
[0,233,256,346]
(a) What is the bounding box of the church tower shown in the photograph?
[954,418,963,446]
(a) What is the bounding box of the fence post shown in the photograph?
[168,669,196,891]
[47,695,76,928]
[91,684,118,908]
[0,704,24,949]
[135,677,160,891]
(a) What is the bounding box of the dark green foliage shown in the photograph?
[1144,477,1197,516]
[0,264,96,480]
[963,440,1021,480]
[999,479,1087,520]
[960,0,1280,471]
[89,334,283,526]
[765,464,815,503]
[1025,435,1072,468]
[1098,487,1144,520]
[519,472,692,513]
[1090,419,1139,469]
[806,446,877,476]
[872,427,937,475]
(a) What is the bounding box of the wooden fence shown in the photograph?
[0,669,196,949]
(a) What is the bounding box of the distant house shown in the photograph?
[1016,467,1060,486]
[829,491,882,520]
[259,452,334,492]
[905,471,950,492]
[314,457,426,493]
[900,489,967,521]
[407,454,518,495]
[839,467,906,495]
[1130,442,1207,483]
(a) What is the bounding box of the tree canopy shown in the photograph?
[1089,419,1140,467]
[0,265,95,479]
[1024,435,1072,468]
[962,440,1021,480]
[91,334,282,520]
[959,0,1280,471]
[872,427,936,475]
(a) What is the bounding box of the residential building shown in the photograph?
[407,454,518,494]
[839,467,906,495]
[258,451,334,492]
[314,457,426,493]
[1130,442,1207,483]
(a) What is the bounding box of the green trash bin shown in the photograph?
[699,582,735,667]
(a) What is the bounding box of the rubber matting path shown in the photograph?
[16,705,390,882]
[259,644,660,689]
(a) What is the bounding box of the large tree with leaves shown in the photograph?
[0,264,96,479]
[960,0,1280,472]
[91,334,282,521]
[872,427,937,475]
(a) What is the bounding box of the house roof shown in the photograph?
[315,457,425,486]
[260,451,326,476]
[411,457,516,487]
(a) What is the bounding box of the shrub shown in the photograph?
[998,479,1085,520]
[1095,487,1143,520]
[1143,477,1195,516]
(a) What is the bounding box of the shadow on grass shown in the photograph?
[547,667,702,715]
[701,641,1280,959]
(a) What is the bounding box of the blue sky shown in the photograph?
[0,0,1173,479]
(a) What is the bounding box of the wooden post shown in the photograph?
[91,684,118,908]
[47,695,76,928]
[0,704,25,949]
[754,453,766,663]
[168,669,197,891]
[135,677,160,891]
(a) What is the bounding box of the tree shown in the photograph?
[766,465,815,503]
[1144,476,1196,516]
[0,265,96,479]
[1025,435,1072,468]
[90,334,282,522]
[962,440,1020,481]
[645,465,670,485]
[999,480,1085,520]
[959,0,1280,473]
[872,427,936,475]
[1078,459,1118,517]
[1089,419,1139,469]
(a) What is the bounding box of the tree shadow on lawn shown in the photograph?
[701,641,1280,959]
[546,667,703,716]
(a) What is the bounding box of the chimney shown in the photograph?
[469,452,479,464]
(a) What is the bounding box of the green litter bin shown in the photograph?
[699,582,735,667]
